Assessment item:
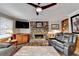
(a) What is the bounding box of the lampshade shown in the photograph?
[52,30,61,34]
[36,7,42,12]
[48,32,52,34]
[7,30,13,34]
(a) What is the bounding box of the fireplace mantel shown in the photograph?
[30,21,49,39]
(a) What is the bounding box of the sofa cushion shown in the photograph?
[63,35,69,43]
[55,33,63,42]
[52,40,64,49]
[0,43,11,48]
[63,34,73,43]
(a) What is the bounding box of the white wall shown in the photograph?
[15,29,30,34]
[49,18,62,32]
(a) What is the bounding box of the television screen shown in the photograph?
[15,21,29,28]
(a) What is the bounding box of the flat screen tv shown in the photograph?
[15,21,29,28]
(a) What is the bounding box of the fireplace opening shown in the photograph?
[35,34,44,39]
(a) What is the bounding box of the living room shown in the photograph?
[0,3,79,56]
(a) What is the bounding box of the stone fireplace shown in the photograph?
[30,21,49,39]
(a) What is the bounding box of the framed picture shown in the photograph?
[71,14,79,34]
[36,22,43,28]
[51,24,59,30]
[62,18,69,32]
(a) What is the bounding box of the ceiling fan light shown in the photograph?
[36,7,42,12]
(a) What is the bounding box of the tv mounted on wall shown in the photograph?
[15,20,29,28]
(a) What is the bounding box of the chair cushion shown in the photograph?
[0,43,11,48]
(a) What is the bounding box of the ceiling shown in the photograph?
[0,3,79,23]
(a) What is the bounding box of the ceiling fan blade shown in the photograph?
[27,3,40,8]
[36,11,39,15]
[41,3,57,10]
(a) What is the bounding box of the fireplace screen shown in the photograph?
[35,35,44,39]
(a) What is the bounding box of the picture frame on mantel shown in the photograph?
[36,22,43,28]
[51,24,59,30]
[71,14,79,34]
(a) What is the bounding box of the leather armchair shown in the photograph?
[48,33,77,56]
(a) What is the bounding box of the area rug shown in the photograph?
[14,46,60,56]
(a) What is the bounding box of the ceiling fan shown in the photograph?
[27,3,57,15]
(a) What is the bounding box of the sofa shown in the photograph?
[48,33,77,56]
[0,43,17,56]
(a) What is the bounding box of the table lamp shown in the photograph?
[6,30,13,34]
